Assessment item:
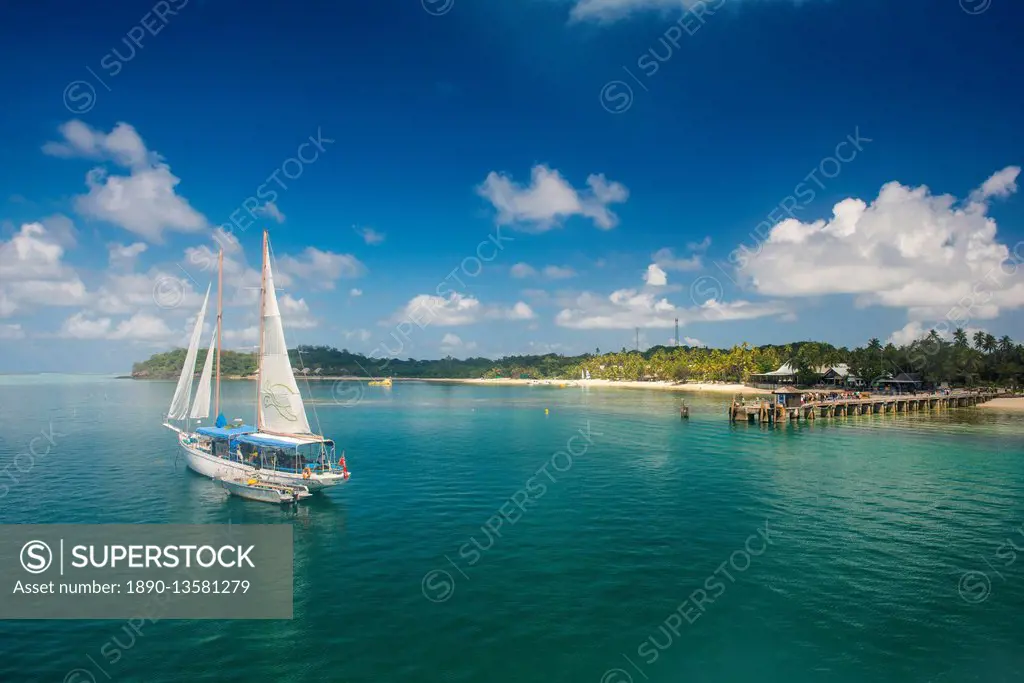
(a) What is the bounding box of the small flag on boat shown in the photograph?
[215,413,227,428]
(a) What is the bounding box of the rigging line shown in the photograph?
[267,238,329,463]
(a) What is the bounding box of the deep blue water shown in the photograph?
[0,376,1023,682]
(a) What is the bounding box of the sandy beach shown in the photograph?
[977,397,1024,412]
[442,377,770,395]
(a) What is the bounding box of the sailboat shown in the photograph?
[163,231,351,493]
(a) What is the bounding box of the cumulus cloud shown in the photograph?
[108,242,147,271]
[510,263,538,278]
[0,222,87,316]
[349,288,363,297]
[344,328,372,343]
[652,245,705,272]
[643,263,668,286]
[276,247,366,290]
[43,120,152,168]
[46,120,208,243]
[543,265,577,279]
[256,201,286,223]
[392,293,535,326]
[355,226,385,245]
[278,294,318,329]
[555,288,786,329]
[477,165,628,231]
[440,333,478,354]
[511,262,577,279]
[59,312,174,341]
[736,166,1024,323]
[0,323,25,339]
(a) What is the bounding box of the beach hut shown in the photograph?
[773,386,804,408]
[875,372,922,394]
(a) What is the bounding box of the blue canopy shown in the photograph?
[235,433,331,450]
[195,425,256,439]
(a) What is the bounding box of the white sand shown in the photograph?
[449,377,769,395]
[977,397,1024,412]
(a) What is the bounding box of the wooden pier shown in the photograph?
[728,390,1006,425]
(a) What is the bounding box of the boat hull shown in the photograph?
[179,438,348,493]
[219,478,308,504]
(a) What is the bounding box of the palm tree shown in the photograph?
[973,330,986,352]
[999,335,1014,354]
[983,334,997,355]
[953,328,969,349]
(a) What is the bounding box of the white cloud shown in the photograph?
[46,121,208,243]
[256,201,286,223]
[683,336,704,346]
[543,265,577,279]
[652,247,703,272]
[108,242,147,271]
[43,120,152,168]
[349,288,363,297]
[344,328,372,343]
[0,323,25,339]
[555,288,786,329]
[41,214,78,248]
[276,247,366,290]
[223,326,259,345]
[392,293,535,326]
[510,263,538,278]
[59,312,174,341]
[477,165,628,231]
[75,165,207,243]
[440,333,478,354]
[60,313,112,339]
[736,166,1024,323]
[278,294,318,329]
[0,222,87,316]
[511,263,576,279]
[643,263,668,286]
[355,226,385,245]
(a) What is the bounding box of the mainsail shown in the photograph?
[167,285,211,420]
[258,240,312,434]
[189,327,217,420]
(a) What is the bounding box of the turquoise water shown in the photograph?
[1,377,1023,682]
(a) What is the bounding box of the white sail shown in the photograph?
[258,242,312,434]
[189,327,217,419]
[167,285,211,420]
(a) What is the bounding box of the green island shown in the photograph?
[131,329,1023,387]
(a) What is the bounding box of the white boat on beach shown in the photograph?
[219,476,312,505]
[163,230,351,494]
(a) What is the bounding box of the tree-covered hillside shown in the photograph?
[131,331,1024,386]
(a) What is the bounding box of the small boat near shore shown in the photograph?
[219,476,312,505]
[368,377,392,387]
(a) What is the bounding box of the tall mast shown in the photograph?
[214,248,223,419]
[255,230,268,430]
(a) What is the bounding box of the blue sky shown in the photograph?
[1,0,1023,372]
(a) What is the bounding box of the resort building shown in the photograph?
[749,362,798,389]
[874,372,923,393]
[819,363,865,387]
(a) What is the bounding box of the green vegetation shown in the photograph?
[131,330,1024,387]
[131,348,256,379]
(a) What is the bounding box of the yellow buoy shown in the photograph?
[544,408,549,415]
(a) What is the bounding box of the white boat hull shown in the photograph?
[179,436,348,493]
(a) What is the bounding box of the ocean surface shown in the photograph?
[1,376,1023,683]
